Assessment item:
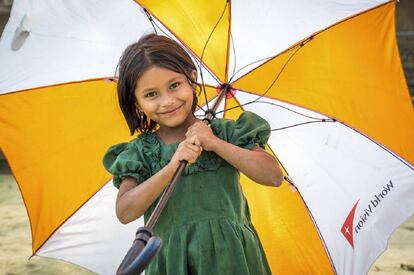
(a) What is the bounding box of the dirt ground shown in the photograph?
[0,174,412,274]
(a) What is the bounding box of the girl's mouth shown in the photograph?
[160,105,183,116]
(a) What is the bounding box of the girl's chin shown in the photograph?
[161,119,188,129]
[158,112,195,129]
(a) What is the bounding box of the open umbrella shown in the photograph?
[0,0,413,274]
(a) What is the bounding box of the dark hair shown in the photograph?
[117,33,199,135]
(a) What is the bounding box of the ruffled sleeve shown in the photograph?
[102,140,150,189]
[211,111,271,150]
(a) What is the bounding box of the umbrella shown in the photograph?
[1,0,413,274]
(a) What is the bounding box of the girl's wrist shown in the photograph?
[166,160,179,175]
[206,135,222,152]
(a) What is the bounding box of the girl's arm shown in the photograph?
[211,138,283,187]
[186,121,283,187]
[115,139,202,224]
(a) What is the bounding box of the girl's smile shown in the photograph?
[134,66,198,132]
[159,104,184,116]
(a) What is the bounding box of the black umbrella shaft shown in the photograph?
[146,87,228,230]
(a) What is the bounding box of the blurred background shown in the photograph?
[0,0,413,274]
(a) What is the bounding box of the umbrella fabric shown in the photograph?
[0,0,413,274]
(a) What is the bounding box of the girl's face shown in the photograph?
[134,66,196,129]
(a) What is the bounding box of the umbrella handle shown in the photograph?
[116,226,162,275]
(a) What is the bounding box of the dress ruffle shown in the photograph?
[211,111,271,150]
[102,141,150,188]
[140,131,224,177]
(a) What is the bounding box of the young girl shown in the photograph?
[103,34,283,274]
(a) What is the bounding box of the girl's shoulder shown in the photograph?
[103,134,145,160]
[211,111,271,150]
[102,133,155,188]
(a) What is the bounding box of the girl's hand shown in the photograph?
[169,137,203,169]
[185,121,219,151]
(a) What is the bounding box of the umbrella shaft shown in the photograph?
[146,161,187,229]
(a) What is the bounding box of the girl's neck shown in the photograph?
[156,113,199,144]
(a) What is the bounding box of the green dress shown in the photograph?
[103,111,272,275]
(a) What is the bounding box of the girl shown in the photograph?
[103,33,283,274]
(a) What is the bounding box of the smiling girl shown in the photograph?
[103,34,283,274]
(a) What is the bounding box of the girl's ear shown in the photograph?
[135,101,143,112]
[191,70,197,82]
[190,70,198,91]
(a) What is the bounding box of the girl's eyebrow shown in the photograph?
[141,76,183,93]
[167,76,183,84]
[142,87,156,93]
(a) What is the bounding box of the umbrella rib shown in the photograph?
[294,189,338,274]
[224,0,232,82]
[244,42,302,100]
[141,8,178,43]
[229,35,313,84]
[271,120,336,132]
[337,121,414,172]
[228,55,273,83]
[143,8,158,34]
[249,100,329,120]
[222,41,305,114]
[217,99,327,122]
[198,0,229,111]
[195,89,206,113]
[256,148,338,274]
[229,32,238,82]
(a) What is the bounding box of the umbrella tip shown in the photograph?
[300,35,314,47]
[104,77,118,83]
[11,14,31,51]
[216,83,236,99]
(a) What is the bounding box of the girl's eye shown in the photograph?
[170,82,180,90]
[144,91,157,98]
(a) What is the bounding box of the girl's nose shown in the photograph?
[160,93,175,107]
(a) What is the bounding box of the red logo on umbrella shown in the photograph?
[341,200,359,248]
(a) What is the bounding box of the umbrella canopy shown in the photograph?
[0,0,413,274]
